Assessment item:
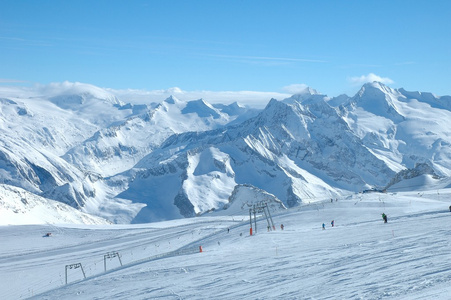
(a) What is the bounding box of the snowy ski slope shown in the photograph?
[1,189,451,299]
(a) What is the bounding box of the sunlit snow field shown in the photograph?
[1,188,451,299]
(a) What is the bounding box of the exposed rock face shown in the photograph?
[174,191,196,218]
[385,163,439,190]
[224,184,287,213]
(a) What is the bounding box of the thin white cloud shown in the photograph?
[348,73,394,85]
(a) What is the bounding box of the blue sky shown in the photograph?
[1,0,450,106]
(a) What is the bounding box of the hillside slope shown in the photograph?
[1,189,450,299]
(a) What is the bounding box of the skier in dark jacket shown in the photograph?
[382,213,388,223]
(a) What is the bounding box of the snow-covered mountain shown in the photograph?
[63,95,246,177]
[341,82,451,176]
[0,81,450,224]
[0,184,110,225]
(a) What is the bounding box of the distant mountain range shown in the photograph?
[1,81,450,224]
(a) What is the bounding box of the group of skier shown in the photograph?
[322,213,390,230]
[247,205,448,234]
[238,202,451,235]
[322,220,335,230]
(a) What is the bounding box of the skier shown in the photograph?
[227,228,230,233]
[331,220,334,227]
[322,223,326,230]
[280,224,284,230]
[449,205,451,212]
[382,213,388,223]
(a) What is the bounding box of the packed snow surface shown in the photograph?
[1,188,451,299]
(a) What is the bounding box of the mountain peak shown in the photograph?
[351,81,405,122]
[327,94,350,107]
[291,86,320,96]
[358,81,396,97]
[287,86,321,102]
[354,81,402,101]
[44,81,122,107]
[282,87,327,106]
[228,101,245,109]
[218,102,248,116]
[181,98,221,119]
[164,95,182,105]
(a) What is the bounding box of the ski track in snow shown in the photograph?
[1,190,451,299]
